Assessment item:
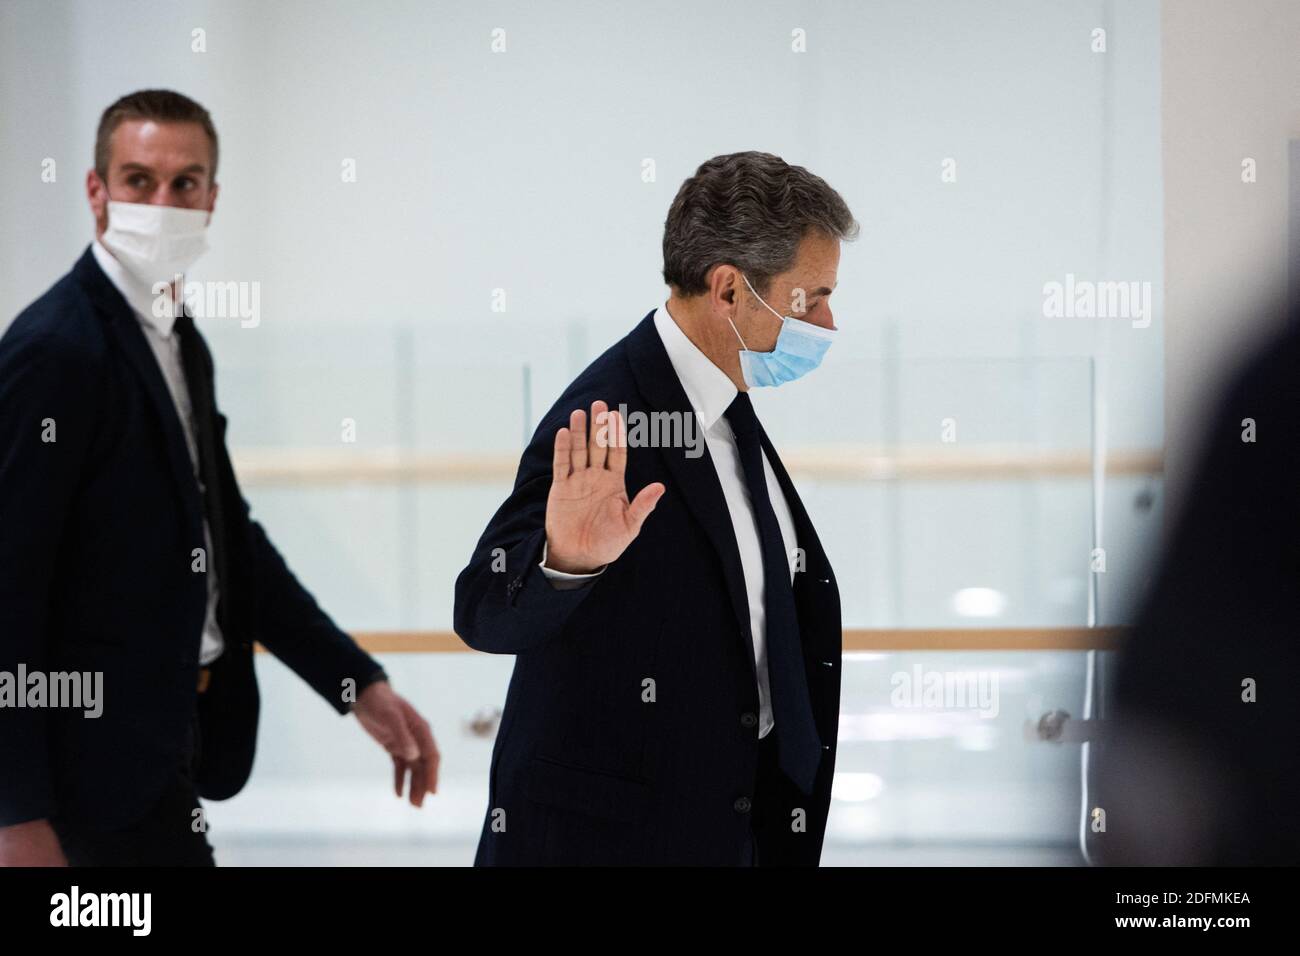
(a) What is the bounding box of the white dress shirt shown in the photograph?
[91,239,225,666]
[540,302,799,738]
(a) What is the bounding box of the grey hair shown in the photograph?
[661,151,858,298]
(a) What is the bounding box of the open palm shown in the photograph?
[543,400,665,573]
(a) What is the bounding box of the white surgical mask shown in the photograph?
[100,200,210,287]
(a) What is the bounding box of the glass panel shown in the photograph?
[200,325,1161,865]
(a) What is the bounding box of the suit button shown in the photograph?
[740,712,757,729]
[733,797,752,814]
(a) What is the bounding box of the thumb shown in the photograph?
[627,482,665,531]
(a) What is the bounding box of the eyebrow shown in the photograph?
[118,162,208,177]
[808,284,836,297]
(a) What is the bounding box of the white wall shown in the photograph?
[1160,0,1300,512]
[0,0,1167,629]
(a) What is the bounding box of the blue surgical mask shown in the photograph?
[727,272,836,388]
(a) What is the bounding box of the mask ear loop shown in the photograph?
[726,314,749,351]
[741,271,788,319]
[730,270,779,351]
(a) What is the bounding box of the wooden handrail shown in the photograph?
[252,627,1124,654]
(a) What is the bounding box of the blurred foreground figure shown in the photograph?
[1098,305,1299,865]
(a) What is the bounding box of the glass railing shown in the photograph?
[201,321,1163,865]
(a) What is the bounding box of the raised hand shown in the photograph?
[543,400,665,574]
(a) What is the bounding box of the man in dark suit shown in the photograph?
[0,90,439,866]
[455,151,856,865]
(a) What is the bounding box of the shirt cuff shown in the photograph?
[539,541,606,590]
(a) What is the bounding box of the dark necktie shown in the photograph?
[174,313,230,628]
[724,391,822,793]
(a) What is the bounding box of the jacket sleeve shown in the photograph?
[453,409,600,655]
[213,400,383,715]
[0,331,102,826]
[242,509,385,714]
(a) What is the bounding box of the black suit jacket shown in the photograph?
[454,311,843,865]
[0,246,381,830]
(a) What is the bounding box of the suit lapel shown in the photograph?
[74,246,204,534]
[625,313,755,660]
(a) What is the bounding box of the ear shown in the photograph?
[708,263,742,315]
[86,169,109,237]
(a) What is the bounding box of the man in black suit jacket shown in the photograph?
[0,90,438,866]
[455,152,856,865]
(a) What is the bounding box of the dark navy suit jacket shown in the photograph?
[0,246,381,830]
[454,311,843,865]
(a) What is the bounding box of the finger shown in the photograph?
[606,407,628,474]
[409,760,425,807]
[392,756,406,798]
[589,400,610,470]
[552,426,572,483]
[413,718,439,801]
[627,481,665,531]
[569,408,588,471]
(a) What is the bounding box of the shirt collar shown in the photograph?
[91,238,179,337]
[652,302,738,431]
